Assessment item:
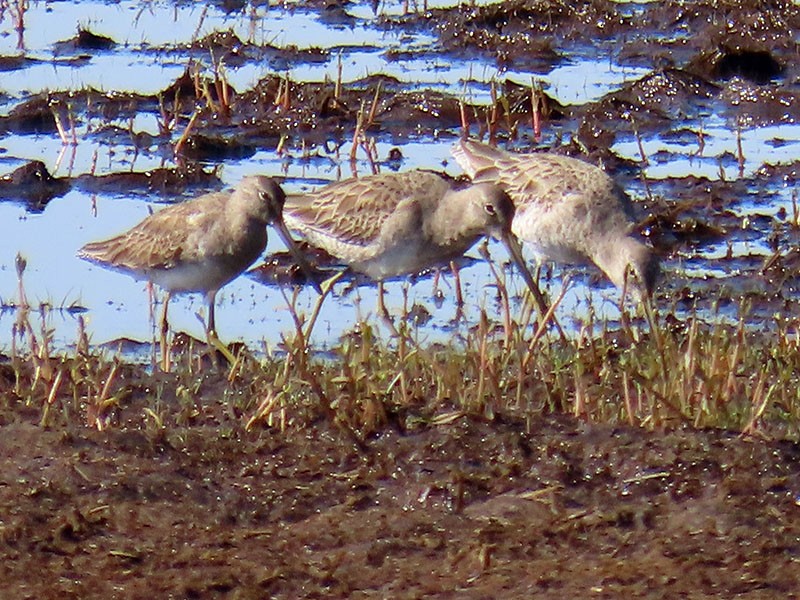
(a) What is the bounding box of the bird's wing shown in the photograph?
[285,172,447,248]
[79,191,229,270]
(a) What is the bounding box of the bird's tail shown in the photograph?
[450,138,507,180]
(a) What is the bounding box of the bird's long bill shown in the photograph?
[501,231,548,313]
[273,217,323,295]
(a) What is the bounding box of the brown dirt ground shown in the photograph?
[2,387,800,599]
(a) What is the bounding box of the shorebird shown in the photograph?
[79,175,319,369]
[282,169,547,325]
[451,139,658,301]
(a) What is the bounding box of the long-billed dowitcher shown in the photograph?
[79,175,318,368]
[282,169,548,323]
[451,139,659,301]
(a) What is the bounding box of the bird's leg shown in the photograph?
[529,264,551,325]
[377,280,387,319]
[618,269,633,338]
[449,260,466,322]
[376,280,401,337]
[207,289,217,335]
[159,291,171,372]
[431,268,442,297]
[450,260,465,307]
[147,281,156,326]
[204,290,237,365]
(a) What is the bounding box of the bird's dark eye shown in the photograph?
[484,203,497,216]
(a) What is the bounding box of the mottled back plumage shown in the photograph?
[283,170,518,280]
[79,175,286,293]
[452,139,658,298]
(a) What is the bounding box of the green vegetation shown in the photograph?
[3,265,799,443]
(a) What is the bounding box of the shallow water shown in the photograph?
[1,0,798,357]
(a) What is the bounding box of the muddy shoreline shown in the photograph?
[3,400,800,598]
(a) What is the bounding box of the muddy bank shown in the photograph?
[2,395,799,598]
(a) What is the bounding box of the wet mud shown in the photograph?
[2,381,800,598]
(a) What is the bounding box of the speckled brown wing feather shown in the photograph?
[284,171,452,249]
[498,152,625,212]
[79,190,229,272]
[453,139,630,217]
